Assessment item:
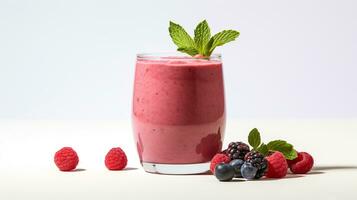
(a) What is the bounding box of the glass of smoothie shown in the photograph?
[132,53,225,174]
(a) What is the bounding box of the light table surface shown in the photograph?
[0,119,356,200]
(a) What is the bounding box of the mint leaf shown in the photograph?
[206,30,239,55]
[248,128,261,149]
[169,21,196,50]
[257,143,269,156]
[267,140,297,160]
[177,47,199,56]
[267,140,293,152]
[284,149,298,160]
[194,20,211,55]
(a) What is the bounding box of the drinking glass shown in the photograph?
[132,53,225,174]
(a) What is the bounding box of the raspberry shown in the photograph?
[289,152,314,174]
[265,151,288,178]
[210,153,231,173]
[54,147,79,171]
[105,147,127,170]
[286,158,296,167]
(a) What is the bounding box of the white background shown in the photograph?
[1,2,357,199]
[1,0,357,120]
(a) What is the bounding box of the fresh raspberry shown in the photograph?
[105,147,127,170]
[289,152,314,174]
[54,147,79,171]
[286,158,296,167]
[265,151,288,178]
[210,153,231,173]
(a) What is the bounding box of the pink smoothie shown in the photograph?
[132,56,225,164]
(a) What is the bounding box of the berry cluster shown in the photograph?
[211,142,268,181]
[211,141,314,182]
[54,147,127,171]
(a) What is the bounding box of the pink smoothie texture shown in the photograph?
[133,57,225,164]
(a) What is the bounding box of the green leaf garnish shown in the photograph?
[257,143,269,156]
[169,20,239,57]
[206,30,240,55]
[177,47,199,56]
[248,128,261,149]
[283,149,298,160]
[267,140,293,152]
[194,20,211,54]
[169,21,196,52]
[267,140,297,160]
[247,128,298,160]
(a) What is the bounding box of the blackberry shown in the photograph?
[244,150,268,179]
[225,142,250,160]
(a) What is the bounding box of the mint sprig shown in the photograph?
[247,128,298,160]
[169,20,239,57]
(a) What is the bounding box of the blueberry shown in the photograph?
[229,159,244,177]
[214,163,235,181]
[241,162,258,180]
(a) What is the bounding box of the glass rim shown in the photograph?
[136,52,221,61]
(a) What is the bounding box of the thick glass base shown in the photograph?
[141,162,210,175]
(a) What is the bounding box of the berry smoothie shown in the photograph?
[132,54,225,165]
